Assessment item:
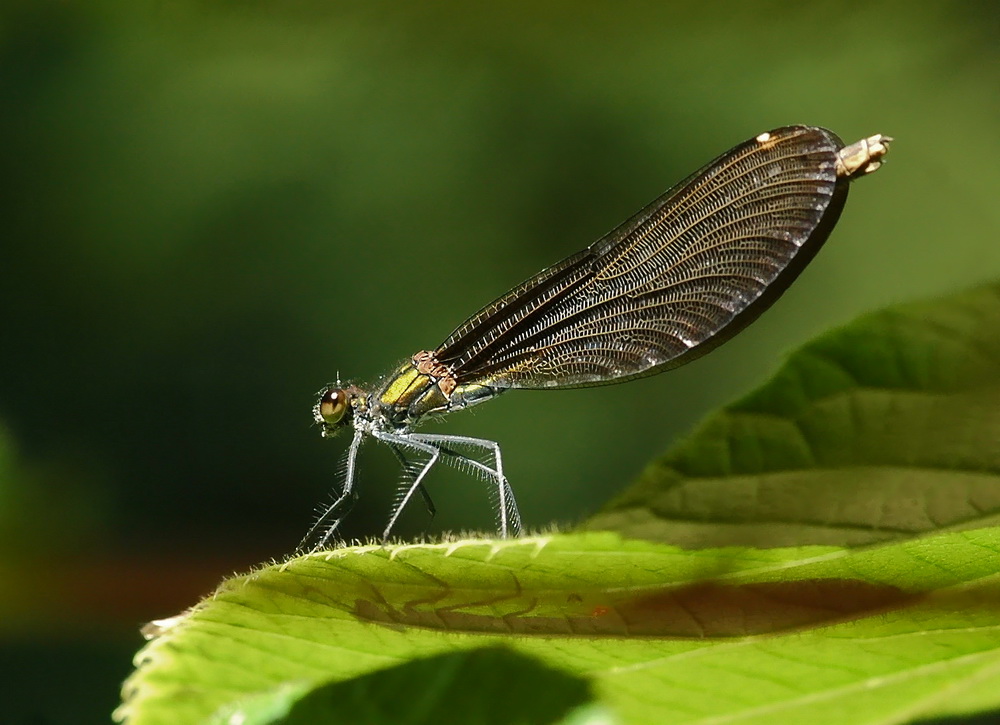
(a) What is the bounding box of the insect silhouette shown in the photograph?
[301,125,890,550]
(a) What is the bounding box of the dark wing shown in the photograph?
[435,126,853,389]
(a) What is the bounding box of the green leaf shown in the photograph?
[587,284,1000,547]
[117,285,1000,725]
[117,529,1000,725]
[205,647,607,725]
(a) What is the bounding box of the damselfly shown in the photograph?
[302,125,890,549]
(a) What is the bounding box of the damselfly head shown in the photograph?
[313,385,363,435]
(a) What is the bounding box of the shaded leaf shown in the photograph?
[206,647,605,725]
[587,284,1000,547]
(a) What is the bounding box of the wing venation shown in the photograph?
[435,126,853,389]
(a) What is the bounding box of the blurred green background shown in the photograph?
[1,1,998,722]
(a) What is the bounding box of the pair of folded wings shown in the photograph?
[432,125,860,390]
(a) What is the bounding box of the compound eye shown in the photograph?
[319,388,349,426]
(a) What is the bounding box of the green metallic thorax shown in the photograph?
[374,360,501,428]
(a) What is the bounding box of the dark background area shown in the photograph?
[1,1,998,722]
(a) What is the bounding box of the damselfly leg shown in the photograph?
[387,443,437,518]
[410,433,522,539]
[366,432,521,543]
[373,431,441,540]
[297,429,364,551]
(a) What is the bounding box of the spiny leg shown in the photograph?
[387,442,437,519]
[410,433,521,538]
[374,431,441,541]
[297,429,364,552]
[435,446,520,537]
